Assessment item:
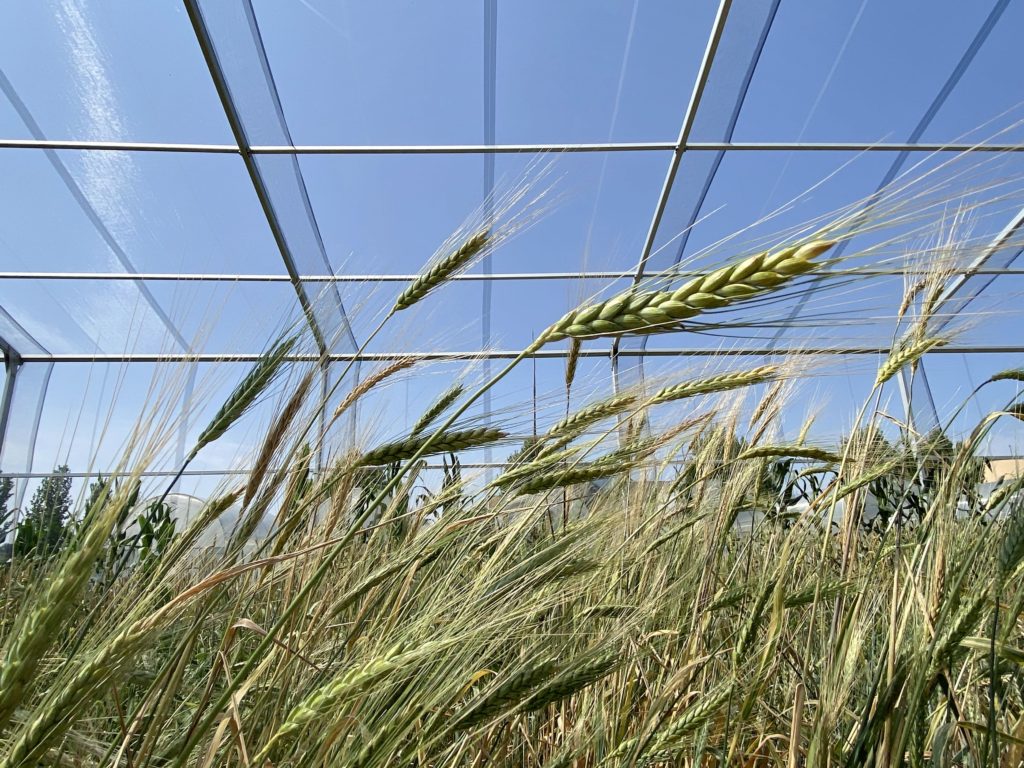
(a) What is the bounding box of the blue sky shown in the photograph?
[1,0,1024,499]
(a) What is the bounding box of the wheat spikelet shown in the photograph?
[784,580,851,608]
[517,453,637,495]
[833,459,905,501]
[565,338,581,394]
[332,357,416,423]
[898,278,928,320]
[539,240,834,342]
[243,369,315,508]
[985,476,1024,517]
[268,447,314,559]
[546,393,638,441]
[875,337,948,387]
[411,382,465,437]
[493,447,578,489]
[738,445,840,463]
[999,501,1024,578]
[393,230,490,312]
[516,652,619,713]
[1,593,193,768]
[357,427,507,467]
[733,581,775,663]
[450,659,560,732]
[990,368,1024,384]
[931,594,987,673]
[0,481,139,729]
[254,654,402,762]
[638,683,734,765]
[190,336,296,459]
[649,366,778,406]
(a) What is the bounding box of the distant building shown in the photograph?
[985,458,1023,484]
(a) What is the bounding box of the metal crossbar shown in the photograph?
[0,138,1019,155]
[14,345,1023,364]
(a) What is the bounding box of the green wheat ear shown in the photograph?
[357,427,507,467]
[189,336,297,460]
[875,337,947,387]
[538,240,834,343]
[394,230,490,312]
[989,368,1024,384]
[999,500,1024,578]
[411,383,466,437]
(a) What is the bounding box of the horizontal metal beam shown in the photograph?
[687,141,1024,153]
[4,266,1024,283]
[16,345,1024,364]
[0,138,1020,155]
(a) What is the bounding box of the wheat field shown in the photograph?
[3,163,1024,767]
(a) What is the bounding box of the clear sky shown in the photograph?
[1,0,1024,502]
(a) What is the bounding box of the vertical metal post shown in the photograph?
[0,351,20,463]
[481,0,498,482]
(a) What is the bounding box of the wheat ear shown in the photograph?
[649,366,778,405]
[875,337,948,387]
[357,427,507,467]
[738,445,841,463]
[393,230,490,312]
[254,653,403,763]
[565,338,581,394]
[638,684,735,765]
[0,481,138,730]
[332,356,416,423]
[538,240,834,342]
[243,368,315,508]
[990,368,1024,384]
[411,383,465,437]
[190,336,296,460]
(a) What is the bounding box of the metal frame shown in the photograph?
[1,138,1020,155]
[0,1,1021,486]
[0,342,20,461]
[4,266,1024,283]
[633,0,732,284]
[14,345,1022,364]
[182,0,331,355]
